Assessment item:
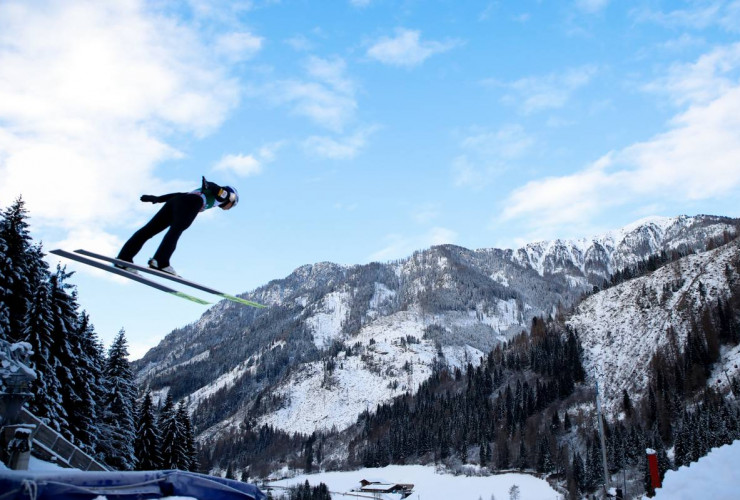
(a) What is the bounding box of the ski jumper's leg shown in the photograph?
[117,201,175,262]
[152,194,202,267]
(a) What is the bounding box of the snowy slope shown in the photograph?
[655,440,740,500]
[258,310,483,434]
[568,239,740,413]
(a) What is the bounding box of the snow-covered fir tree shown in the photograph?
[49,264,95,445]
[73,311,106,453]
[0,198,39,343]
[159,393,188,469]
[99,329,136,469]
[0,228,10,337]
[176,400,198,472]
[134,390,162,470]
[23,275,66,429]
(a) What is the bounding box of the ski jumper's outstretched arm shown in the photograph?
[140,193,181,203]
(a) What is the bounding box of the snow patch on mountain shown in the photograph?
[186,359,253,414]
[568,239,740,413]
[259,310,483,435]
[305,290,351,349]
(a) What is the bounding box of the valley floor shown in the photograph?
[266,464,559,500]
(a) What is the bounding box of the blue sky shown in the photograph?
[2,0,740,358]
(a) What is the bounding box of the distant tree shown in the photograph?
[516,439,527,471]
[622,389,633,419]
[508,484,520,500]
[571,451,585,493]
[225,463,235,480]
[304,433,316,473]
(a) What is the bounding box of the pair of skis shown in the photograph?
[50,249,265,308]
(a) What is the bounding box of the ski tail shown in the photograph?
[73,249,266,309]
[50,249,211,305]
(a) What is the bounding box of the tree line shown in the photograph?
[0,198,197,471]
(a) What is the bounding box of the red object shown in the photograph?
[647,450,661,489]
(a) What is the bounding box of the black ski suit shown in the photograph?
[117,192,205,268]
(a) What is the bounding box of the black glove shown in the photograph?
[140,195,159,203]
[201,176,222,195]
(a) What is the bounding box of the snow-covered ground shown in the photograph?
[267,465,559,500]
[654,440,740,500]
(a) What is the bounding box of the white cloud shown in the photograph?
[213,154,262,176]
[268,56,357,131]
[0,1,240,244]
[349,0,373,7]
[643,42,740,106]
[285,34,315,52]
[366,28,460,68]
[500,43,740,237]
[495,65,598,114]
[303,126,378,159]
[213,142,282,175]
[215,31,263,61]
[630,3,724,30]
[453,125,534,189]
[575,0,609,14]
[720,1,740,33]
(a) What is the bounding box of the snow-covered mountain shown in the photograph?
[132,214,738,442]
[568,236,740,415]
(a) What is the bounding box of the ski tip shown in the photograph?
[221,294,267,308]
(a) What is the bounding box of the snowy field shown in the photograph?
[267,465,559,500]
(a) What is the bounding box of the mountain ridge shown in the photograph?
[132,214,738,441]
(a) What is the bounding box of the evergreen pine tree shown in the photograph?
[516,439,527,471]
[622,389,633,419]
[48,265,92,444]
[134,391,162,470]
[0,198,38,343]
[99,329,136,470]
[572,451,585,493]
[160,393,187,469]
[23,278,66,428]
[74,311,106,453]
[479,441,488,467]
[536,435,552,474]
[176,400,198,471]
[563,411,571,432]
[585,438,604,491]
[0,229,10,339]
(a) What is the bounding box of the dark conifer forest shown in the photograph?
[0,198,198,471]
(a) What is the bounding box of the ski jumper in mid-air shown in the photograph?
[116,177,238,276]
